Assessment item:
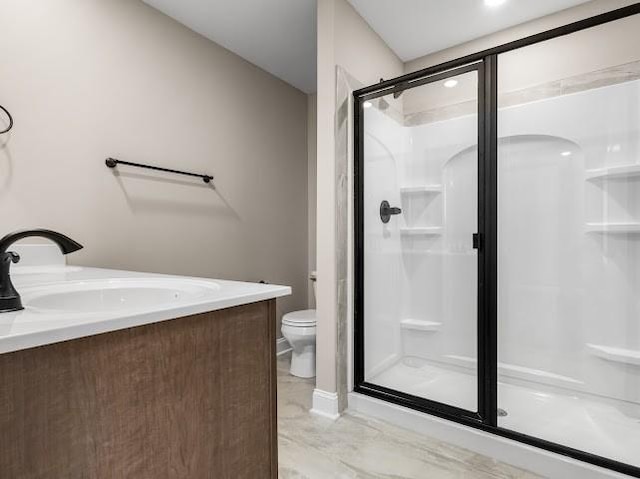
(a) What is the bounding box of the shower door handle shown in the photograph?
[380,200,402,224]
[473,233,482,250]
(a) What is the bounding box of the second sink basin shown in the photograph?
[21,277,221,314]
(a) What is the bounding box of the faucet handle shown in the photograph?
[0,251,23,312]
[2,252,20,264]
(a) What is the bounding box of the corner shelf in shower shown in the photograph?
[586,344,640,366]
[400,227,443,237]
[400,185,443,195]
[585,222,640,234]
[585,164,640,180]
[400,319,442,332]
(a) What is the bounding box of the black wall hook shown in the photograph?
[0,104,13,134]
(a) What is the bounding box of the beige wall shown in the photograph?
[401,0,640,117]
[406,0,638,75]
[401,3,640,119]
[332,0,404,86]
[0,0,309,333]
[498,11,640,94]
[307,94,317,307]
[315,0,403,396]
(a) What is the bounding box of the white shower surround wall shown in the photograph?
[358,78,640,473]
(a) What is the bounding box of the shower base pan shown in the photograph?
[357,357,640,474]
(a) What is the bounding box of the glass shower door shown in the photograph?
[357,65,483,415]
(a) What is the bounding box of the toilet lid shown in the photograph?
[282,309,316,326]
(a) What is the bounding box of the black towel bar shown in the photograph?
[105,157,213,184]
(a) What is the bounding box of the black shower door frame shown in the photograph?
[354,60,492,424]
[353,3,640,478]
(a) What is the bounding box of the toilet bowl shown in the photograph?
[281,272,317,378]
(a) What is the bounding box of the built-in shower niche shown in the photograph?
[399,188,443,238]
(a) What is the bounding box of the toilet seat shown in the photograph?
[282,309,316,327]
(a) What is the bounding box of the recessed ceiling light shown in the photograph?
[363,101,373,109]
[485,0,507,6]
[561,151,572,157]
[444,79,458,88]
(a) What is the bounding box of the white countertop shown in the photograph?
[0,265,291,354]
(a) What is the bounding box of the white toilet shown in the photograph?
[281,272,317,378]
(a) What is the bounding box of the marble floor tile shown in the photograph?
[277,354,543,479]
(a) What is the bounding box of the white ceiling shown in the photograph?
[143,0,596,94]
[347,0,593,62]
[142,0,317,93]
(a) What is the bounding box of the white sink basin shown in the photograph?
[21,278,221,314]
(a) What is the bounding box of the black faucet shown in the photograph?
[0,229,83,313]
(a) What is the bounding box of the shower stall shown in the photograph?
[353,5,640,477]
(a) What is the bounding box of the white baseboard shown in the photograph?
[310,389,340,421]
[276,337,292,356]
[348,392,630,479]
